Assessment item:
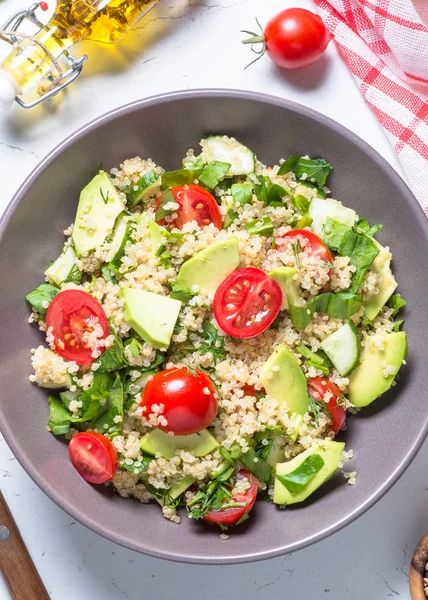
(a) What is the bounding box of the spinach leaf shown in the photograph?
[239,447,273,483]
[25,284,59,317]
[288,291,362,329]
[127,170,159,208]
[119,454,153,476]
[182,320,226,362]
[155,189,177,221]
[231,183,253,206]
[161,168,203,189]
[198,161,231,190]
[245,216,274,237]
[278,156,333,186]
[93,375,124,434]
[170,282,196,302]
[96,331,126,372]
[48,395,71,435]
[276,454,324,494]
[124,337,144,359]
[293,194,309,214]
[387,294,407,317]
[354,217,383,237]
[76,373,114,422]
[254,176,290,205]
[392,319,405,332]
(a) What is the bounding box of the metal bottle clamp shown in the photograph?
[0,2,88,109]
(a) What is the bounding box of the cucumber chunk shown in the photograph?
[200,135,255,176]
[320,321,360,376]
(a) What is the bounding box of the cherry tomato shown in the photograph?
[156,184,222,230]
[68,432,118,484]
[264,8,333,69]
[203,469,258,527]
[307,377,346,435]
[241,384,259,398]
[213,267,282,339]
[141,367,218,436]
[279,229,333,267]
[46,290,109,365]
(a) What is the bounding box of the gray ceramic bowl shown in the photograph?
[0,90,427,564]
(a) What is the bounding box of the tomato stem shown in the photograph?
[241,17,266,70]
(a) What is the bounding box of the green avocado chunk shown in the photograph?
[140,428,218,459]
[156,475,196,506]
[260,345,309,416]
[175,237,240,295]
[72,171,124,256]
[273,440,345,505]
[348,331,407,407]
[122,288,181,350]
[268,267,300,310]
[363,242,398,321]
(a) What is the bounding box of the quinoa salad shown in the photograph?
[26,135,407,529]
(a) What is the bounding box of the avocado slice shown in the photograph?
[72,171,124,256]
[148,220,169,256]
[273,440,345,505]
[260,345,309,416]
[122,288,182,350]
[348,331,407,407]
[45,245,79,287]
[140,428,218,459]
[175,237,240,295]
[268,267,300,310]
[364,242,398,321]
[156,475,196,506]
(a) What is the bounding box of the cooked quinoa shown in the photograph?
[26,136,407,528]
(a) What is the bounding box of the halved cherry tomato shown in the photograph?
[279,229,333,268]
[141,367,218,436]
[156,184,222,230]
[203,469,258,527]
[68,432,118,484]
[213,267,282,339]
[46,289,109,365]
[241,384,259,397]
[307,377,346,435]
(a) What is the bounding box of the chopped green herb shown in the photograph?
[100,187,110,204]
[170,282,196,302]
[231,182,253,206]
[198,161,231,190]
[254,175,290,205]
[293,194,309,214]
[387,294,407,317]
[278,156,333,186]
[392,319,405,332]
[276,454,324,494]
[155,189,176,221]
[25,284,59,318]
[292,239,302,268]
[161,168,203,189]
[245,216,274,237]
[96,331,126,372]
[62,263,82,285]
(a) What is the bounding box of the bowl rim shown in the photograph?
[1,88,427,564]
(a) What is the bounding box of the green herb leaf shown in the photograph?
[155,189,177,221]
[276,454,324,494]
[254,176,290,205]
[240,447,273,483]
[161,168,203,189]
[75,373,114,423]
[278,156,333,186]
[170,282,196,302]
[288,291,362,330]
[392,319,405,332]
[245,216,274,237]
[293,194,309,214]
[62,263,82,285]
[127,170,159,208]
[189,320,226,362]
[93,374,124,434]
[96,331,126,372]
[47,395,71,435]
[101,264,118,284]
[292,239,303,268]
[354,217,383,238]
[119,453,153,476]
[231,183,253,206]
[25,284,59,317]
[387,294,407,317]
[198,161,231,190]
[110,221,136,273]
[296,344,332,373]
[124,337,144,359]
[296,214,313,228]
[100,187,110,204]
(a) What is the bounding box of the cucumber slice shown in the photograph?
[320,321,360,376]
[127,170,160,208]
[45,245,80,287]
[200,135,255,176]
[309,197,357,236]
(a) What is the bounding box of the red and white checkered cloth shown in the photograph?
[313,0,428,215]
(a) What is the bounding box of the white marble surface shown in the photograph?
[0,0,425,598]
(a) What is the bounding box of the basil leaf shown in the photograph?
[354,217,383,238]
[124,337,144,358]
[321,218,350,251]
[240,447,273,483]
[245,216,274,237]
[278,156,332,186]
[170,282,196,302]
[288,291,362,330]
[161,168,203,189]
[93,375,124,434]
[101,264,118,284]
[392,319,404,332]
[119,453,153,476]
[47,395,71,435]
[293,194,309,214]
[387,294,407,317]
[155,189,176,221]
[276,454,324,494]
[231,183,252,206]
[25,284,59,317]
[254,176,290,205]
[198,161,231,190]
[75,373,114,423]
[127,170,159,208]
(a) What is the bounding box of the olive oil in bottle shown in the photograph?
[0,0,158,108]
